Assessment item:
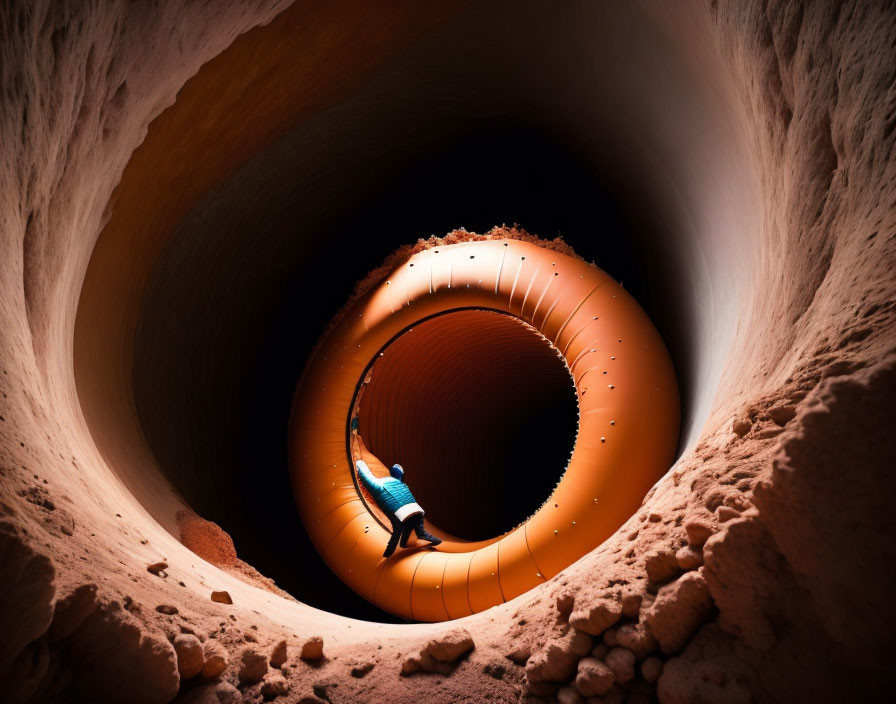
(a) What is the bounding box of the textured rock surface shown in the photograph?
[0,0,893,702]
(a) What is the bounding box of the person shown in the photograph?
[355,459,442,557]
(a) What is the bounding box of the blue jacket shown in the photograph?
[356,460,418,516]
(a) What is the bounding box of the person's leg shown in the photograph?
[398,518,415,547]
[383,515,403,558]
[410,515,442,545]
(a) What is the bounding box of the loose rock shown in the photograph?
[641,656,664,684]
[591,642,609,659]
[173,633,204,679]
[156,604,178,615]
[716,505,741,523]
[147,561,168,576]
[732,418,751,437]
[269,639,288,668]
[643,570,715,654]
[402,628,474,675]
[425,628,474,662]
[684,519,714,547]
[210,591,233,605]
[645,549,680,584]
[238,646,268,684]
[676,545,704,570]
[574,657,615,696]
[260,672,289,700]
[557,685,583,704]
[615,623,657,659]
[300,636,324,661]
[602,627,618,647]
[604,647,636,684]
[569,598,623,636]
[201,640,228,680]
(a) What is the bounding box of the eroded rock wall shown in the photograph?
[1,1,893,702]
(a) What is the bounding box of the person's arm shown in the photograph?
[356,460,381,493]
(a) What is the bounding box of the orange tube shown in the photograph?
[289,239,679,621]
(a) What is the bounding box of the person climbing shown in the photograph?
[355,459,442,557]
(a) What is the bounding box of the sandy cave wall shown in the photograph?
[0,0,894,703]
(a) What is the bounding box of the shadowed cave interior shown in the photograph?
[111,2,724,622]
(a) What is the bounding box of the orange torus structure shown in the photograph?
[289,238,680,621]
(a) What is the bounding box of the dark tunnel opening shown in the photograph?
[134,121,681,622]
[124,1,715,621]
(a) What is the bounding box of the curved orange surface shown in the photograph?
[289,239,679,621]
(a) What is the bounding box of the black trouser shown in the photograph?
[383,513,438,557]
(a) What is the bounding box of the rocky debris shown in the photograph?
[261,672,290,699]
[557,685,582,704]
[64,601,180,702]
[645,549,680,584]
[147,561,168,577]
[570,629,595,655]
[568,597,622,636]
[603,647,636,684]
[715,506,741,523]
[269,639,287,668]
[657,625,755,704]
[210,591,232,605]
[602,627,618,647]
[156,604,179,615]
[238,646,268,684]
[643,570,715,655]
[591,642,609,659]
[201,640,227,680]
[732,418,751,437]
[675,545,703,570]
[640,656,663,684]
[402,628,474,675]
[615,623,657,660]
[47,583,98,642]
[574,656,614,696]
[556,590,576,621]
[684,519,714,547]
[300,636,324,661]
[174,633,204,679]
[525,628,592,683]
[504,640,531,666]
